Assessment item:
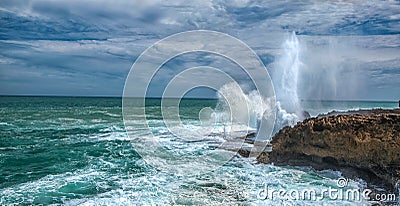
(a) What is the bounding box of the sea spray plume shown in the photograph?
[216,32,307,138]
[277,31,302,116]
[270,31,306,130]
[215,82,249,129]
[298,36,363,102]
[215,82,275,140]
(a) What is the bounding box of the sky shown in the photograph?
[0,0,399,101]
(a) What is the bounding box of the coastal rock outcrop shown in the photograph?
[257,109,400,191]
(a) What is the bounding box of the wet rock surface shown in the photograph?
[253,109,400,192]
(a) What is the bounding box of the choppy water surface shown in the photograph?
[0,96,397,205]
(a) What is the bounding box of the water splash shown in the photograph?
[274,31,303,117]
[214,82,274,133]
[215,32,306,138]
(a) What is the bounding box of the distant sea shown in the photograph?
[0,96,397,205]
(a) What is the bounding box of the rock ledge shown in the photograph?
[256,109,400,191]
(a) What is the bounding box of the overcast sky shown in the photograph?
[0,0,399,101]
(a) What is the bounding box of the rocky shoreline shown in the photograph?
[241,109,400,195]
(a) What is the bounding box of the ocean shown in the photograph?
[0,96,398,205]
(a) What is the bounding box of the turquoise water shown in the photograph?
[300,100,398,117]
[0,96,397,205]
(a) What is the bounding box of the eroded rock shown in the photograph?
[258,109,400,191]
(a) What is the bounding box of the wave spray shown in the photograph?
[215,31,306,139]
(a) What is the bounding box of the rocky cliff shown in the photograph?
[256,109,400,191]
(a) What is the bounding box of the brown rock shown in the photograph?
[258,109,400,192]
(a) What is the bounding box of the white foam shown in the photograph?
[0,122,12,126]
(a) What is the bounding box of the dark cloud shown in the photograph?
[0,0,399,100]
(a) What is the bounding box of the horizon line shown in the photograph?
[0,94,398,103]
